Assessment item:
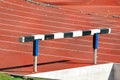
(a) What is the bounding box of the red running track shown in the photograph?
[0,0,120,75]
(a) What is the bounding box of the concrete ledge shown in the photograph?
[26,63,120,80]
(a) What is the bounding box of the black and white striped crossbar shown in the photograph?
[19,28,111,42]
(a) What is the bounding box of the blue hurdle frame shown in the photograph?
[32,33,99,72]
[19,28,111,72]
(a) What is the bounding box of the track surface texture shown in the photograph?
[0,0,120,75]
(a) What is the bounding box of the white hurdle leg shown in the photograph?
[93,49,97,64]
[33,56,38,72]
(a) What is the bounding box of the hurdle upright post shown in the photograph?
[33,40,39,72]
[93,33,98,64]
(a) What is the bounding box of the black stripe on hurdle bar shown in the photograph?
[82,30,91,36]
[45,34,54,40]
[100,28,110,34]
[19,28,111,42]
[64,32,73,38]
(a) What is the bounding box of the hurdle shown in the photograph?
[19,28,111,72]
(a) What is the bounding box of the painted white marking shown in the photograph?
[34,35,45,40]
[20,37,25,42]
[73,30,82,37]
[109,28,111,34]
[54,32,64,39]
[91,29,100,35]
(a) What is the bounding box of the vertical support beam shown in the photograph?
[33,40,39,72]
[93,33,98,64]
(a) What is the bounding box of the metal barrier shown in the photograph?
[19,28,111,72]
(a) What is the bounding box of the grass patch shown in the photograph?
[0,73,45,80]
